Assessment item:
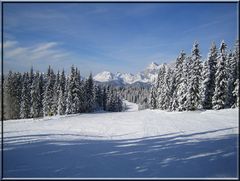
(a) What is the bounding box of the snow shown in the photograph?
[93,71,117,82]
[146,62,159,70]
[93,62,164,85]
[3,101,238,178]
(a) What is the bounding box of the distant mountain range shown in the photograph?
[93,62,164,86]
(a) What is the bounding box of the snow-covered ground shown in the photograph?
[3,101,239,178]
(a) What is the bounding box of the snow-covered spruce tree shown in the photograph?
[57,70,66,115]
[20,72,31,119]
[177,57,189,111]
[52,71,60,115]
[102,86,107,111]
[30,72,43,118]
[4,71,22,119]
[233,79,239,107]
[106,86,114,111]
[169,51,186,111]
[200,42,218,109]
[200,60,209,108]
[225,51,235,108]
[175,51,185,84]
[84,73,94,112]
[78,80,86,113]
[156,64,166,109]
[66,66,79,114]
[72,67,81,114]
[15,72,23,118]
[29,66,34,88]
[2,74,8,119]
[115,93,123,112]
[59,70,66,95]
[107,88,123,112]
[68,66,82,114]
[65,75,71,114]
[93,85,103,110]
[43,67,56,116]
[186,41,202,111]
[149,86,157,109]
[175,51,187,111]
[38,73,44,117]
[58,86,66,115]
[169,69,177,111]
[212,41,228,110]
[232,40,239,107]
[162,66,172,110]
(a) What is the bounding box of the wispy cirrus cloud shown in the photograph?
[2,39,127,76]
[3,40,71,72]
[3,40,18,48]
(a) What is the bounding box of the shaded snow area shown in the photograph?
[3,102,239,178]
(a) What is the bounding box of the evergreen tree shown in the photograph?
[72,67,81,114]
[52,71,60,115]
[30,72,42,118]
[225,51,235,108]
[84,73,94,112]
[156,65,166,109]
[43,67,56,116]
[20,72,31,118]
[114,93,123,112]
[232,40,239,108]
[200,42,218,109]
[29,66,34,87]
[233,79,239,107]
[59,70,66,94]
[175,51,187,111]
[4,71,22,119]
[169,69,177,111]
[57,70,66,115]
[38,73,44,117]
[102,86,108,111]
[66,66,75,114]
[58,86,66,115]
[149,86,157,109]
[93,85,103,110]
[162,66,172,110]
[177,56,189,111]
[212,41,228,110]
[186,41,202,110]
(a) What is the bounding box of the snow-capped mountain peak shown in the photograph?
[94,62,165,85]
[93,71,116,82]
[146,62,159,70]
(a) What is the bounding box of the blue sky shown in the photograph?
[3,2,238,76]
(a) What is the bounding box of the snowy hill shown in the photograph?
[4,102,238,178]
[93,62,163,85]
[93,71,117,82]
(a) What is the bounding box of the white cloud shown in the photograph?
[3,40,18,48]
[32,42,58,53]
[3,40,70,72]
[5,47,29,58]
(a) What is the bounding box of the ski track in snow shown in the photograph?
[2,101,239,178]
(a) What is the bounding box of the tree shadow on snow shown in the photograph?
[3,127,238,178]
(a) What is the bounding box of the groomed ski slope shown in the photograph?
[3,101,239,178]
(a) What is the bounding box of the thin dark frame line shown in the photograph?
[1,1,4,180]
[1,1,238,3]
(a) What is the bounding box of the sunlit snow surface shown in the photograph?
[3,101,239,178]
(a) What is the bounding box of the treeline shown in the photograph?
[117,86,150,108]
[3,66,123,120]
[150,40,239,111]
